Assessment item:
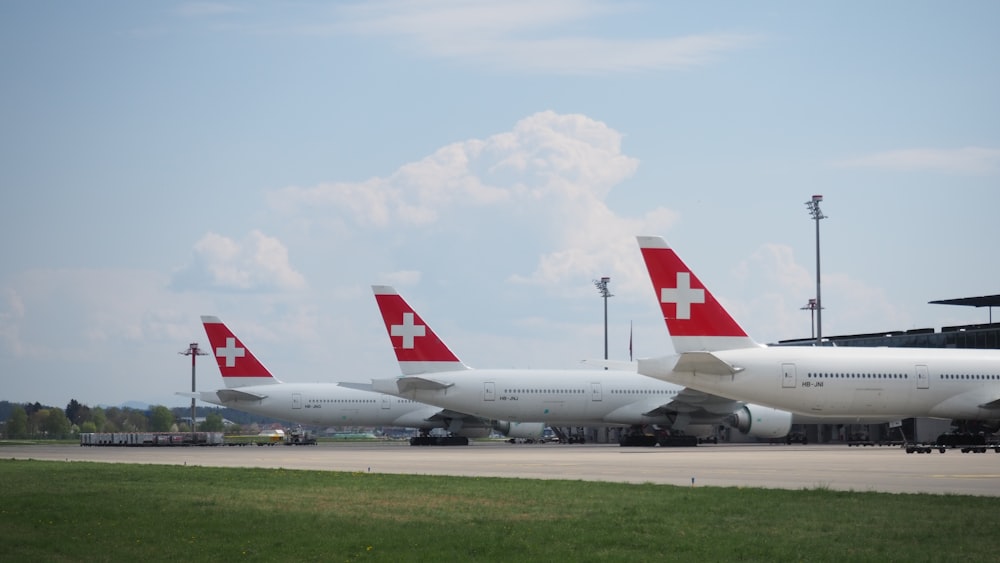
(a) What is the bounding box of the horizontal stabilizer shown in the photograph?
[175,389,267,403]
[368,377,454,395]
[674,351,742,376]
[215,388,269,402]
[397,376,454,394]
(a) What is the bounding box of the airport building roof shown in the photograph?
[777,294,1000,348]
[929,294,1000,308]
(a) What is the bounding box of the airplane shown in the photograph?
[362,285,797,446]
[634,235,1000,431]
[178,315,547,445]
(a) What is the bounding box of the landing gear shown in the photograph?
[656,433,699,447]
[549,427,586,444]
[409,431,469,446]
[620,433,658,447]
[619,426,700,447]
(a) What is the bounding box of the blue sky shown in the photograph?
[2,1,998,408]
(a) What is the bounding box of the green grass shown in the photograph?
[0,459,993,562]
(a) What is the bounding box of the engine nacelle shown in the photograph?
[729,404,793,439]
[446,418,492,438]
[492,421,545,440]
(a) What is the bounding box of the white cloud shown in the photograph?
[727,243,816,343]
[723,243,912,344]
[174,231,307,292]
[274,111,639,224]
[820,273,910,337]
[836,147,1000,175]
[272,111,678,294]
[0,269,191,360]
[336,0,758,74]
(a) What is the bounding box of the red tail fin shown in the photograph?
[201,316,280,387]
[371,286,468,375]
[636,236,758,352]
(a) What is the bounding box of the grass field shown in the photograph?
[1,459,993,562]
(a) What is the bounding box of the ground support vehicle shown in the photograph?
[80,432,223,446]
[904,432,1000,454]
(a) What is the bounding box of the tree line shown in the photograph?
[0,400,285,440]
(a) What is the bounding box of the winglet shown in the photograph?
[371,286,469,375]
[201,315,281,387]
[636,236,760,352]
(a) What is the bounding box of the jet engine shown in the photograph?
[728,404,793,439]
[492,421,546,440]
[445,418,492,438]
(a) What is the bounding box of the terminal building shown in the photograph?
[774,294,1000,444]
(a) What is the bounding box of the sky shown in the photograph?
[2,1,999,409]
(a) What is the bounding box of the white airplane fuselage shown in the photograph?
[196,383,464,429]
[642,346,1000,421]
[374,368,732,428]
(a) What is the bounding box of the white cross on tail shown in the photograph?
[391,312,426,349]
[215,337,245,367]
[660,272,705,320]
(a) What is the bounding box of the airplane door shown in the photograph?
[781,363,797,389]
[915,365,930,389]
[484,382,496,402]
[381,395,391,410]
[292,393,302,409]
[591,383,602,402]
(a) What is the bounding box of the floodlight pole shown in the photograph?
[805,195,827,345]
[800,298,818,340]
[180,342,207,433]
[593,277,613,366]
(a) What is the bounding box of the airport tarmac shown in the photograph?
[4,441,999,496]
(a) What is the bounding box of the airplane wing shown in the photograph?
[978,396,1000,410]
[392,405,492,435]
[642,387,743,418]
[421,408,486,424]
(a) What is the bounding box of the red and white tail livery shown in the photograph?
[369,285,794,439]
[634,234,1000,424]
[637,236,761,353]
[190,315,524,439]
[372,286,469,375]
[201,315,281,387]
